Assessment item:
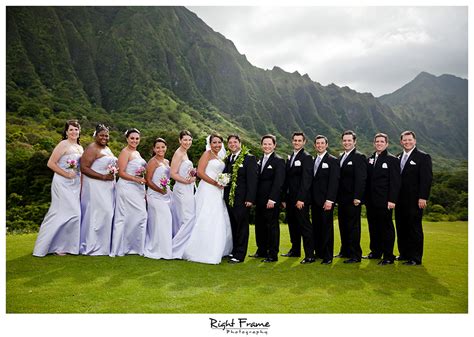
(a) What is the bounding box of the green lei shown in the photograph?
[227,144,250,207]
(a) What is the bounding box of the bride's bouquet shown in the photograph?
[216,173,231,187]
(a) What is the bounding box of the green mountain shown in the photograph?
[379,72,468,160]
[6,6,469,162]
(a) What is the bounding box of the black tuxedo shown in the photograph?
[223,152,258,261]
[365,150,400,261]
[254,152,286,259]
[311,152,339,261]
[283,149,314,258]
[336,148,367,260]
[395,147,432,264]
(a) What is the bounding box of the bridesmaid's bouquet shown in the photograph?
[66,159,78,171]
[216,173,231,187]
[107,164,119,176]
[187,167,197,178]
[159,175,171,192]
[135,166,147,178]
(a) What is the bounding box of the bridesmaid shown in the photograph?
[170,130,196,259]
[80,124,117,255]
[144,138,173,259]
[33,120,83,257]
[110,128,147,257]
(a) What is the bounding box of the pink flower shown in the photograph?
[107,164,119,175]
[66,159,77,170]
[188,167,197,178]
[159,175,170,191]
[135,166,146,178]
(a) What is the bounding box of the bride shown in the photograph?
[182,133,232,264]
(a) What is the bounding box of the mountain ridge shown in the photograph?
[6,6,468,163]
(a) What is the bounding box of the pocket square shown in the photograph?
[267,165,273,169]
[294,160,301,167]
[347,161,353,165]
[409,160,416,165]
[382,163,388,169]
[322,163,329,169]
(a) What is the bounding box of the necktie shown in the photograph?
[230,154,235,164]
[340,153,347,167]
[374,154,378,166]
[314,156,322,175]
[400,153,408,171]
[261,156,268,173]
[290,152,296,167]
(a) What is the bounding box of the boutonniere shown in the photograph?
[369,158,375,165]
[257,159,261,165]
[410,160,416,165]
[288,155,291,160]
[267,165,273,169]
[382,163,388,169]
[322,163,329,169]
[239,164,244,168]
[294,160,301,167]
[347,161,353,166]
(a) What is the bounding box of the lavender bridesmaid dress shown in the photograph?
[33,153,82,257]
[80,155,117,255]
[171,159,196,258]
[109,157,148,257]
[144,165,173,259]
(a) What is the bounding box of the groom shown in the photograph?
[223,134,258,264]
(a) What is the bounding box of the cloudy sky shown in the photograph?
[188,6,468,96]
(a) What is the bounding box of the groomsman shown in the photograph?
[336,130,367,263]
[311,135,339,265]
[395,131,432,266]
[282,132,315,264]
[250,134,286,262]
[223,134,258,264]
[364,133,400,265]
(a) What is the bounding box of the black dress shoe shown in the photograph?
[223,254,233,259]
[262,257,278,263]
[378,259,394,265]
[321,259,332,265]
[362,253,381,259]
[343,258,361,264]
[395,256,407,261]
[228,258,242,264]
[403,260,420,266]
[334,253,345,258]
[249,252,263,258]
[281,251,301,257]
[300,257,316,264]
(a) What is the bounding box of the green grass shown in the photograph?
[6,220,467,313]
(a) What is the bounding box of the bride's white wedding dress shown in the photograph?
[183,158,233,264]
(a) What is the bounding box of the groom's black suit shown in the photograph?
[224,152,258,262]
[255,152,286,259]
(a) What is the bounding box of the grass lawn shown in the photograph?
[6,220,467,313]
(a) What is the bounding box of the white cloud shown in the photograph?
[188,6,467,96]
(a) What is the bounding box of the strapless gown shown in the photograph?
[171,159,196,258]
[110,157,147,257]
[33,153,82,256]
[144,165,173,259]
[182,159,233,264]
[80,155,117,255]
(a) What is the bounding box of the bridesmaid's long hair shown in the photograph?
[62,120,81,144]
